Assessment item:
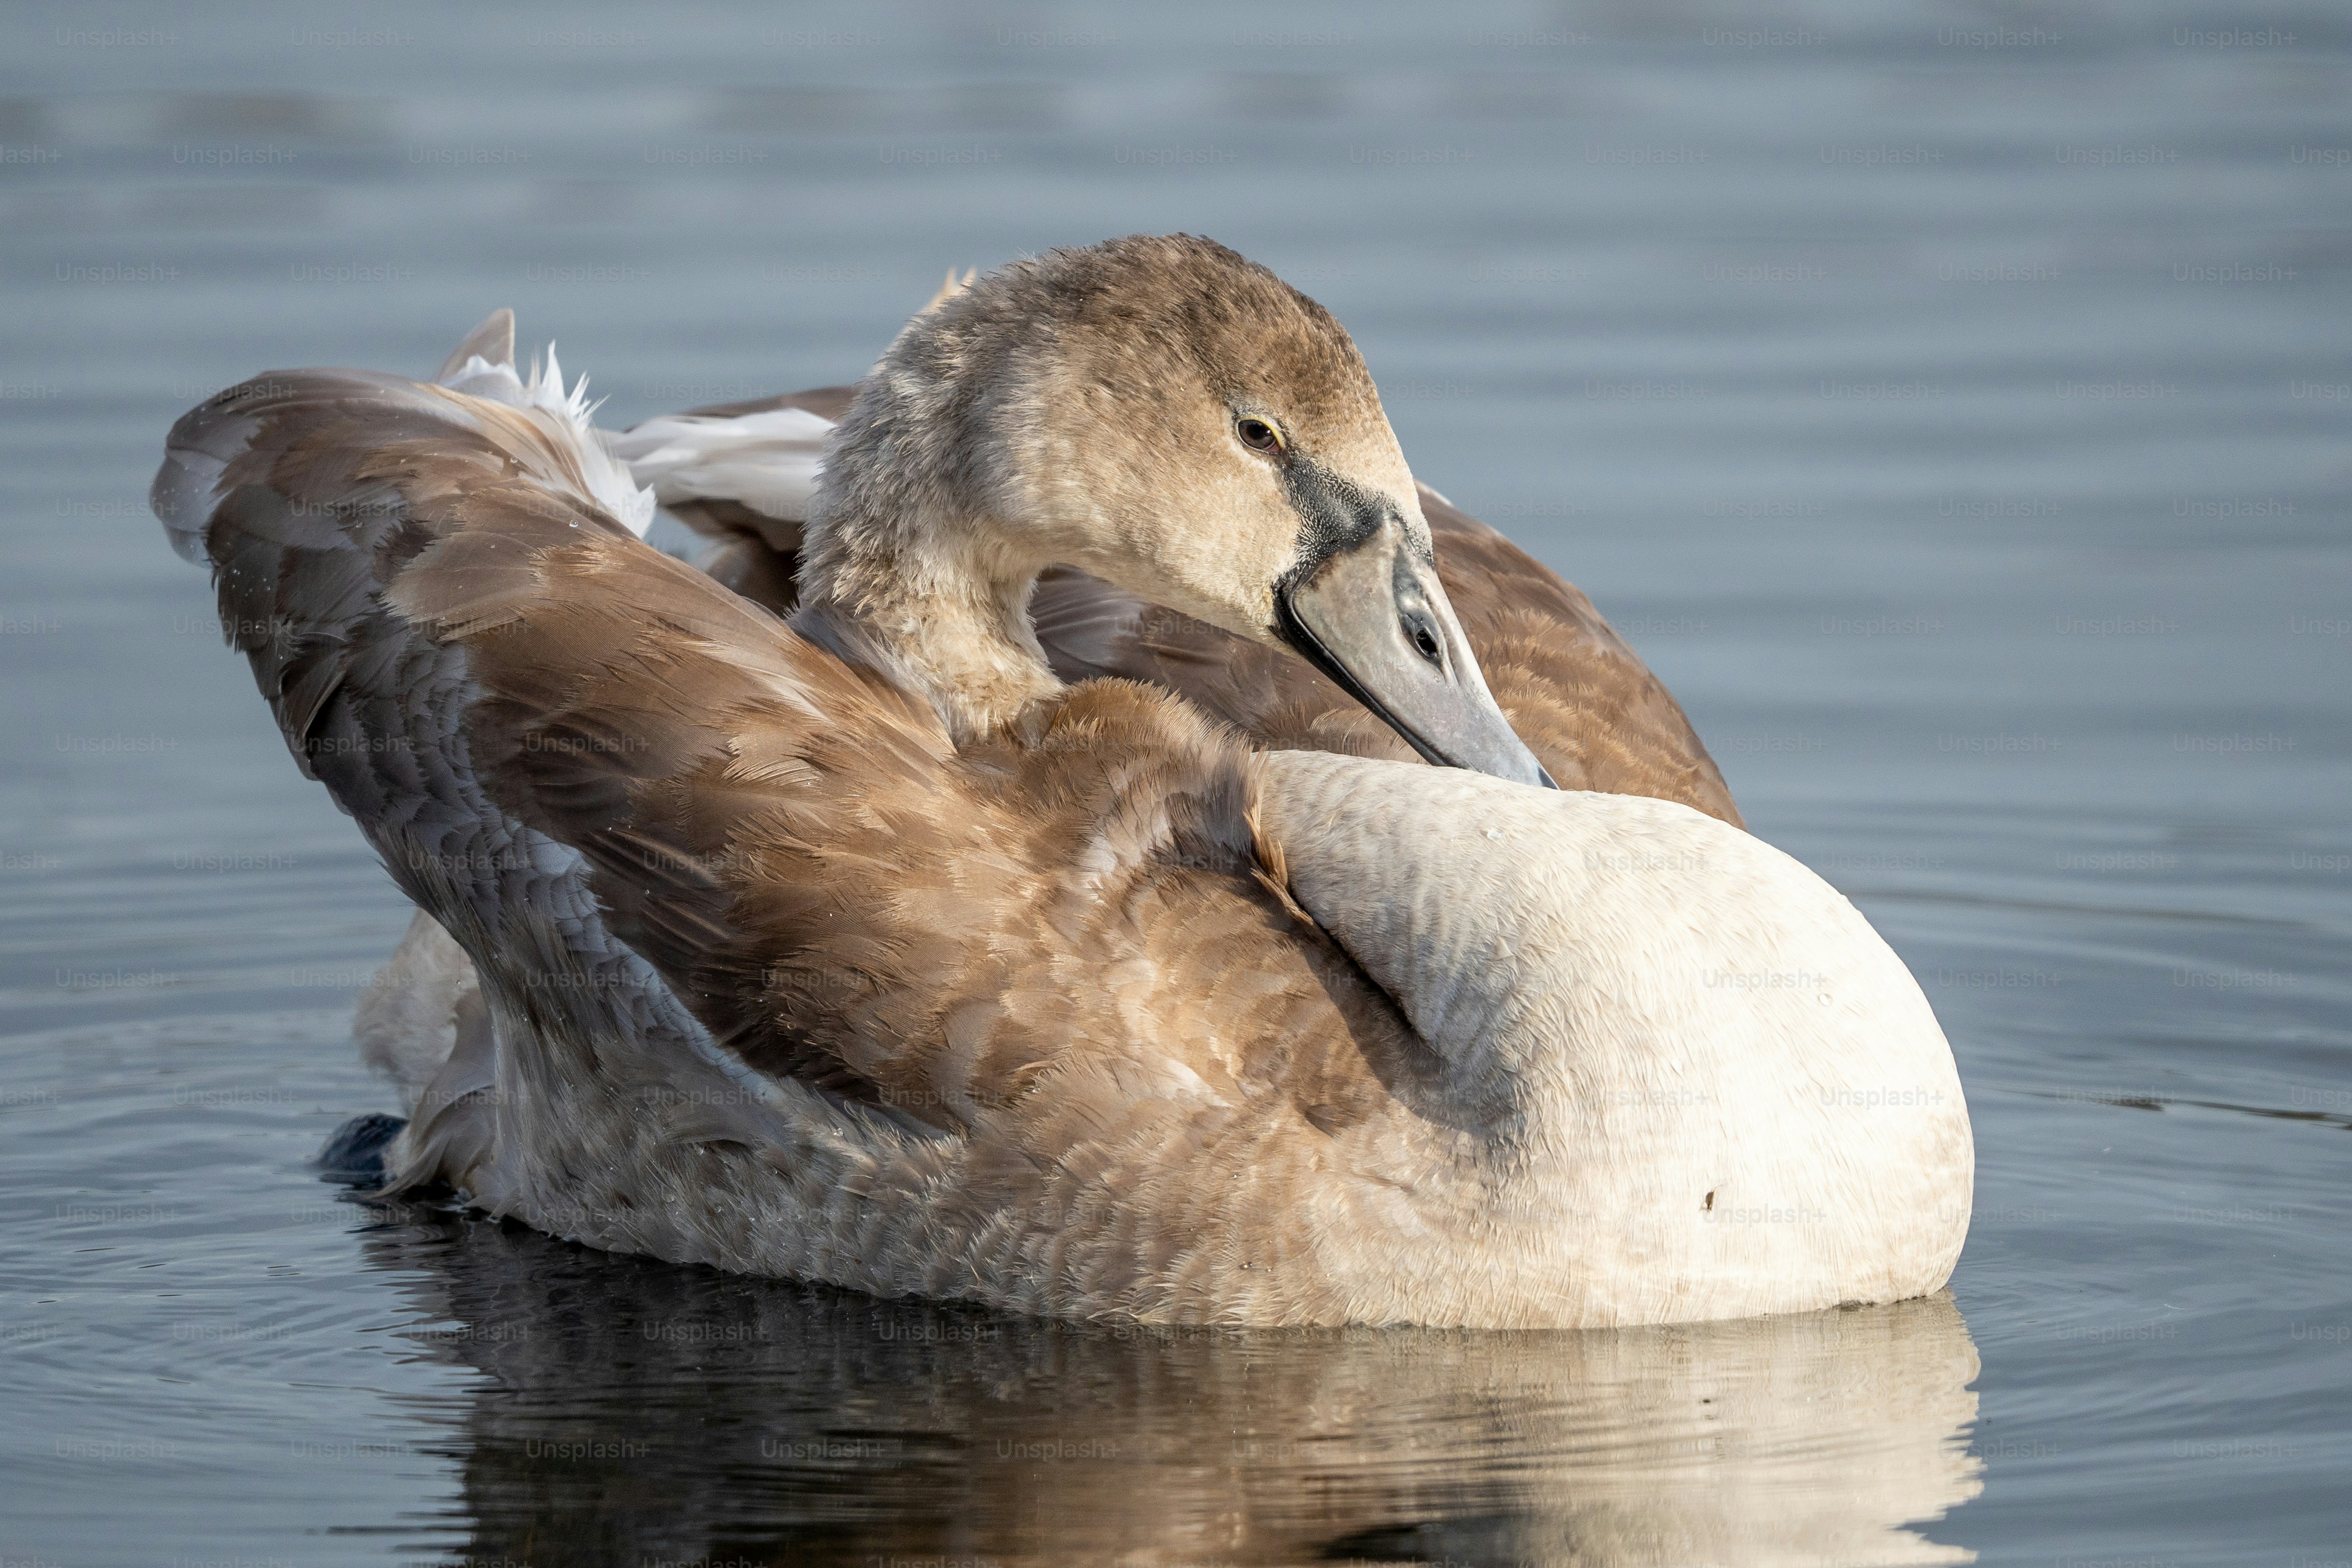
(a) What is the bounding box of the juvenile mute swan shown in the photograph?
[153,235,1970,1327]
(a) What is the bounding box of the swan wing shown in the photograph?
[603,386,853,614]
[148,357,1011,1144]
[1407,492,1742,825]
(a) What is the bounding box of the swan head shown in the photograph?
[806,234,1551,787]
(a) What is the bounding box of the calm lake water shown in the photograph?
[3,1,2347,1563]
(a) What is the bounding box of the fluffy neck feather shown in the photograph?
[794,487,1060,741]
[792,291,1071,739]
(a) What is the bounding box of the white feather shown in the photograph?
[603,407,833,528]
[437,339,657,538]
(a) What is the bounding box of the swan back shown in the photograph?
[1255,752,1972,1324]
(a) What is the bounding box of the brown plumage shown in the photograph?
[152,237,1966,1326]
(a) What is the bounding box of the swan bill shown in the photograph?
[1277,514,1556,789]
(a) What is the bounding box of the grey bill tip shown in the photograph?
[1277,517,1554,789]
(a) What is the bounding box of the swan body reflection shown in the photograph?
[364,1200,1982,1565]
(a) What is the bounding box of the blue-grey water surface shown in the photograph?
[3,2,2348,1563]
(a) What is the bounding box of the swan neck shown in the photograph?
[795,491,1061,741]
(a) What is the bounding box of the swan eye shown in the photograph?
[1235,416,1284,454]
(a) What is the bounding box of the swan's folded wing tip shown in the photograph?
[436,307,516,382]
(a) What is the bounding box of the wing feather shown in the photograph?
[153,368,935,1117]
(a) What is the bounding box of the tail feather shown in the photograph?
[354,908,482,1106]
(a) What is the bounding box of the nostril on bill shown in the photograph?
[1405,615,1443,666]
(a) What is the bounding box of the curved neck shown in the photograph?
[794,488,1062,742]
